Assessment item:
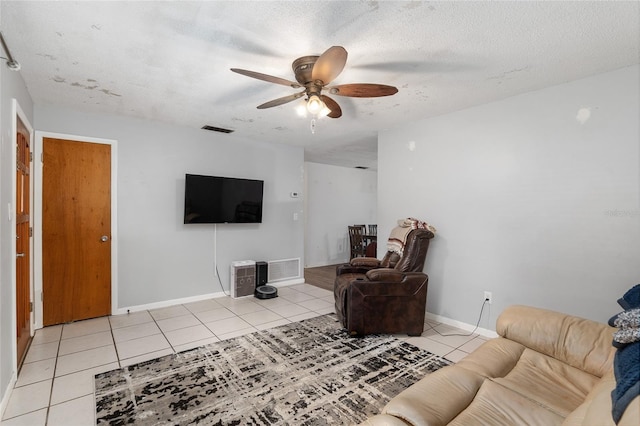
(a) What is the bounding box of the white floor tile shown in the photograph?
[183,298,223,313]
[164,324,215,347]
[109,310,154,329]
[194,307,236,323]
[255,318,290,331]
[423,325,477,348]
[157,314,201,332]
[31,325,62,345]
[216,327,256,341]
[0,408,47,425]
[226,301,265,316]
[266,303,310,318]
[116,333,171,360]
[23,341,59,363]
[297,298,334,312]
[253,296,297,308]
[458,336,490,353]
[61,317,110,340]
[120,349,175,368]
[405,336,457,357]
[47,394,95,426]
[149,305,191,320]
[14,281,344,425]
[55,345,118,377]
[112,321,161,343]
[2,380,52,420]
[313,305,335,315]
[292,284,332,298]
[319,294,335,303]
[205,317,254,335]
[212,297,255,308]
[287,311,322,323]
[444,349,468,363]
[240,310,284,326]
[51,362,119,405]
[173,336,220,353]
[58,330,113,356]
[278,289,316,303]
[15,358,56,387]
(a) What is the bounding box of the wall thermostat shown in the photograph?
[290,192,300,198]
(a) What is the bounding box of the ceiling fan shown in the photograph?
[230,46,398,119]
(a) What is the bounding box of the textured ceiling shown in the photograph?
[2,1,639,170]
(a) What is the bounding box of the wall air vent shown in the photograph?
[268,258,300,282]
[201,125,234,134]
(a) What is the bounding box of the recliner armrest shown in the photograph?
[336,263,377,275]
[365,268,403,282]
[350,257,381,267]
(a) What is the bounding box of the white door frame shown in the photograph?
[33,131,118,329]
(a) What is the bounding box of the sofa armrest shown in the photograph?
[497,305,616,377]
[381,365,485,426]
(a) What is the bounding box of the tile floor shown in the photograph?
[1,283,485,425]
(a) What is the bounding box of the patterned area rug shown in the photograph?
[95,314,451,425]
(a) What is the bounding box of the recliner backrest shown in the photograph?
[382,229,434,272]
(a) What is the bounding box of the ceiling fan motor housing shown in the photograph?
[292,56,319,86]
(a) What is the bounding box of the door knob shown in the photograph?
[100,235,109,242]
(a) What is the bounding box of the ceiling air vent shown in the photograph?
[201,125,234,134]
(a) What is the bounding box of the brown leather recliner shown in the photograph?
[334,228,434,336]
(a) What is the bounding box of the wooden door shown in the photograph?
[42,138,111,325]
[16,118,31,366]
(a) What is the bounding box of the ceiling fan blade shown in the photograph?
[321,95,342,118]
[230,68,301,88]
[257,91,305,109]
[311,46,347,85]
[328,83,398,98]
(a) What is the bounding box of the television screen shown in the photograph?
[184,174,264,224]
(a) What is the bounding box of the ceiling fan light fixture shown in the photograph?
[306,94,325,115]
[318,105,331,118]
[295,103,308,117]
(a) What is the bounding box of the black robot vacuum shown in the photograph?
[254,261,278,299]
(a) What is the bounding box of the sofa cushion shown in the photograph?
[492,348,600,417]
[447,380,565,426]
[497,305,615,377]
[562,370,640,426]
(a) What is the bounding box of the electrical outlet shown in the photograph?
[484,291,492,304]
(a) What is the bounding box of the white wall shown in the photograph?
[35,105,304,309]
[379,65,640,329]
[304,162,376,267]
[0,46,35,413]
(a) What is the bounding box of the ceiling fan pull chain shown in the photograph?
[310,118,317,134]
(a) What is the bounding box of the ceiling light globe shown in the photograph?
[307,95,324,115]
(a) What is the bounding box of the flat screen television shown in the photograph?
[184,174,264,224]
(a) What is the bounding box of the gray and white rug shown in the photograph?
[95,314,451,425]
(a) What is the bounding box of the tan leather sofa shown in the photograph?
[361,305,640,425]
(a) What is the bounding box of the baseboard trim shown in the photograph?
[112,279,305,314]
[0,372,17,420]
[113,291,226,315]
[269,278,305,287]
[425,312,499,339]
